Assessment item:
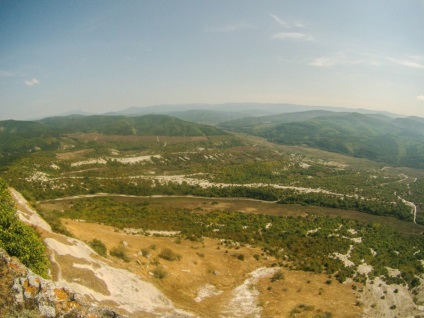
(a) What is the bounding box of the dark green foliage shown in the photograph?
[278,193,413,222]
[0,120,60,167]
[88,239,107,257]
[0,178,49,277]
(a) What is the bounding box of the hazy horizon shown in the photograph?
[1,1,423,120]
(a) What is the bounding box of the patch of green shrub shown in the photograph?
[88,239,107,257]
[0,178,49,278]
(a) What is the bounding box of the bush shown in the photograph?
[88,239,107,257]
[110,245,131,262]
[158,248,181,261]
[152,266,167,279]
[0,179,49,278]
[140,248,150,257]
[271,270,285,282]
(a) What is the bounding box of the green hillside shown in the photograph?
[220,110,337,131]
[0,120,61,166]
[40,114,227,136]
[220,112,424,168]
[0,114,227,167]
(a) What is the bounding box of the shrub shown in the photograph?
[140,248,150,257]
[88,239,107,257]
[0,179,49,278]
[158,248,181,261]
[152,266,167,279]
[110,245,131,262]
[271,270,285,282]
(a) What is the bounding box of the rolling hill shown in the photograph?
[0,114,227,167]
[220,111,424,168]
[40,114,227,136]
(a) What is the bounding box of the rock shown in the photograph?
[1,248,124,318]
[38,304,56,317]
[27,273,41,289]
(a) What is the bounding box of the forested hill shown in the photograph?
[40,114,227,136]
[220,111,424,169]
[0,114,227,167]
[0,120,61,157]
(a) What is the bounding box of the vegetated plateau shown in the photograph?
[2,110,424,317]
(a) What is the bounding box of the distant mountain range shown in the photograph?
[102,103,403,123]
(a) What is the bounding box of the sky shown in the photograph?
[0,0,424,120]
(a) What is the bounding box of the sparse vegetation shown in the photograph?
[158,248,181,261]
[109,245,131,262]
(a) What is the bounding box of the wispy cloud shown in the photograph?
[269,14,305,29]
[269,14,290,28]
[25,78,40,87]
[309,53,382,67]
[309,54,359,67]
[269,14,311,41]
[272,32,313,41]
[417,95,424,102]
[387,57,424,69]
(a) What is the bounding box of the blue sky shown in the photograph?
[1,0,423,120]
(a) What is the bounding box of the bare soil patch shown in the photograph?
[56,149,94,160]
